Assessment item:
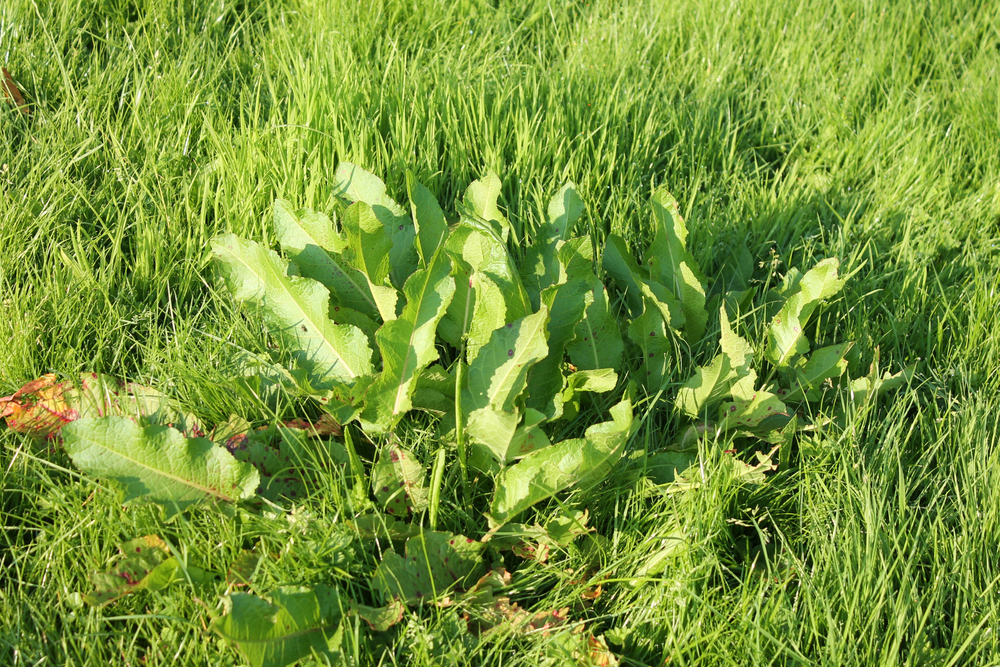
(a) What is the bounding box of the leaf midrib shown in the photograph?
[70,427,237,501]
[228,242,361,379]
[289,216,379,315]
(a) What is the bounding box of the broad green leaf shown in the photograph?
[63,417,259,517]
[406,171,449,268]
[781,342,854,403]
[638,278,686,330]
[340,202,400,321]
[566,277,624,372]
[718,390,788,431]
[372,531,486,603]
[646,188,708,341]
[362,252,455,431]
[84,535,190,606]
[556,236,594,283]
[445,221,531,360]
[525,279,591,419]
[372,445,428,518]
[520,183,586,306]
[675,308,754,417]
[601,234,648,316]
[539,182,585,243]
[627,297,674,390]
[465,307,549,415]
[353,598,406,632]
[466,407,522,467]
[437,254,475,347]
[212,585,345,667]
[465,308,549,459]
[461,172,512,242]
[558,368,619,422]
[848,347,915,405]
[332,162,418,287]
[272,200,380,321]
[506,408,552,460]
[765,258,845,367]
[490,396,633,524]
[212,233,374,387]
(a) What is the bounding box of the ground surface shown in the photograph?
[2,0,1000,665]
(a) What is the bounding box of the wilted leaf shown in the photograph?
[372,531,486,603]
[2,67,29,114]
[765,258,845,367]
[62,417,260,517]
[212,233,374,388]
[212,585,345,667]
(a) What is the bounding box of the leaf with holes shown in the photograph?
[62,417,259,517]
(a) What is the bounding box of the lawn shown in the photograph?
[2,0,999,664]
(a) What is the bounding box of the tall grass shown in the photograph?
[2,0,999,664]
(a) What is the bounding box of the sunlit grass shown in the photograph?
[2,0,999,664]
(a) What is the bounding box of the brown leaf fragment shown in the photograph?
[2,68,30,114]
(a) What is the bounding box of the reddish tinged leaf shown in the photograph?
[1,373,203,441]
[1,374,78,439]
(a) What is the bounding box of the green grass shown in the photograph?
[2,0,1000,664]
